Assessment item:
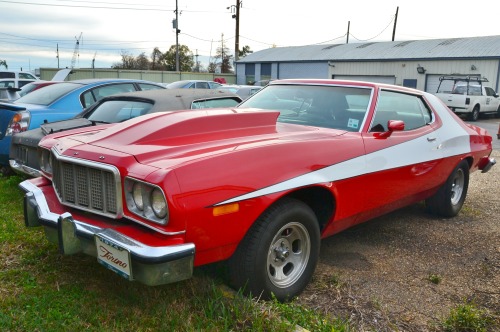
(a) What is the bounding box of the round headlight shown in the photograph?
[132,183,144,210]
[40,149,52,174]
[151,188,167,219]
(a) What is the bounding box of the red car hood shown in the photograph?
[49,108,347,169]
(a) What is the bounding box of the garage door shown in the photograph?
[426,74,481,93]
[333,75,396,84]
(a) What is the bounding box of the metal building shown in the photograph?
[235,35,500,93]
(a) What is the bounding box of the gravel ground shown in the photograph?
[297,149,500,331]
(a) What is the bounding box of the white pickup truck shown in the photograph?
[434,76,500,121]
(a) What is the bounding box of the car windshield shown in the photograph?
[191,97,241,109]
[15,82,83,105]
[86,100,154,123]
[238,84,372,131]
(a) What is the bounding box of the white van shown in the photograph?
[0,70,39,88]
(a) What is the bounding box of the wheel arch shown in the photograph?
[463,156,474,170]
[275,185,335,232]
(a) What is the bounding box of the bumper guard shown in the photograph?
[20,180,195,286]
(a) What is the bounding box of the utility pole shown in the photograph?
[346,21,350,44]
[221,33,225,73]
[228,1,241,60]
[392,7,399,41]
[56,44,59,68]
[195,49,199,72]
[235,0,241,61]
[174,0,180,72]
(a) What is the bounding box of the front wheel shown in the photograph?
[228,198,320,302]
[426,160,469,217]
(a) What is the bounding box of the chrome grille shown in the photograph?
[51,151,121,218]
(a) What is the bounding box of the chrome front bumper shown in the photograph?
[20,180,195,286]
[9,159,41,177]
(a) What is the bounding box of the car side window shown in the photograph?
[82,83,136,108]
[370,91,432,132]
[0,72,15,79]
[196,82,210,89]
[19,73,37,80]
[485,87,496,97]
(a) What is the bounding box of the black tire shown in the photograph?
[468,106,480,121]
[0,166,14,176]
[426,160,469,217]
[228,198,320,302]
[495,105,500,119]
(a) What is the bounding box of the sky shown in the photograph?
[2,0,500,73]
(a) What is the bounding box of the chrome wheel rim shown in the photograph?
[267,222,310,288]
[450,168,465,206]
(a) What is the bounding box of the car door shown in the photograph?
[359,89,444,219]
[484,87,500,112]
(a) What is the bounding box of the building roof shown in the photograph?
[237,35,500,63]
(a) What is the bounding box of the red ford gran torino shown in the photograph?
[19,79,496,301]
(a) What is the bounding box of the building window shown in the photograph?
[245,64,255,85]
[260,63,271,81]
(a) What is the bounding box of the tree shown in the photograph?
[163,45,194,72]
[135,52,150,70]
[213,45,233,74]
[207,62,217,73]
[238,45,253,59]
[112,51,136,69]
[0,59,7,69]
[111,51,150,70]
[150,47,165,70]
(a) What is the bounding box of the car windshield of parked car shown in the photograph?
[86,100,154,123]
[191,97,241,109]
[15,82,83,106]
[238,85,372,131]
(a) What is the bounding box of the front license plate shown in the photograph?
[95,235,132,280]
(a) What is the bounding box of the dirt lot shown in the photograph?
[297,149,500,331]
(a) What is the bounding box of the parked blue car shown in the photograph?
[0,78,165,172]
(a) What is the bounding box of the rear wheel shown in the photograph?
[468,106,480,121]
[228,198,320,302]
[495,105,500,119]
[426,160,469,217]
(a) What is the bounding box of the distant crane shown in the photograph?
[71,32,83,69]
[92,51,97,69]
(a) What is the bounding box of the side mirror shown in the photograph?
[375,120,405,139]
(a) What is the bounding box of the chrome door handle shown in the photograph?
[427,137,437,142]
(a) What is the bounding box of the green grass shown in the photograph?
[427,274,442,285]
[0,174,349,331]
[439,301,495,332]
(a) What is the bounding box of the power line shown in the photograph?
[349,15,396,42]
[0,0,229,13]
[0,0,173,11]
